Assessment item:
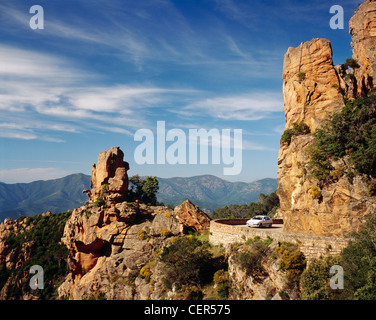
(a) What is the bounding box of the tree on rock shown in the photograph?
[128,175,160,206]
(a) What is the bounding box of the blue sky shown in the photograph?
[0,0,359,183]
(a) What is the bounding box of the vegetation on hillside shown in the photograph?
[301,214,376,300]
[0,212,70,299]
[1,209,375,300]
[307,93,376,184]
[231,236,272,277]
[210,192,279,220]
[159,233,227,300]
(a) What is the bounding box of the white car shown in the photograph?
[246,216,273,228]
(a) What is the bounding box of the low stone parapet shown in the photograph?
[209,219,349,262]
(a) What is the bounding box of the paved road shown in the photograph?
[239,224,284,233]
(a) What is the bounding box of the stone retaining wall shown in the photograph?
[209,220,350,262]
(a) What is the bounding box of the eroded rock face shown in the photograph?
[278,135,376,237]
[58,199,182,299]
[282,38,344,133]
[0,217,37,299]
[58,147,211,300]
[228,241,299,300]
[350,0,376,96]
[88,147,129,204]
[277,1,376,237]
[174,200,211,234]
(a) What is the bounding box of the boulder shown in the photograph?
[173,200,211,234]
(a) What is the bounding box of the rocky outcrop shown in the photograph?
[350,0,376,96]
[58,147,211,300]
[282,38,344,133]
[58,200,181,300]
[0,218,33,269]
[228,241,300,300]
[174,200,211,234]
[277,0,376,237]
[86,147,129,204]
[0,217,37,300]
[278,136,376,236]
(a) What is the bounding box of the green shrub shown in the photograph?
[275,242,306,285]
[181,285,203,300]
[213,269,229,285]
[281,129,293,145]
[281,122,310,145]
[140,265,152,280]
[0,212,71,300]
[343,58,360,70]
[234,237,270,277]
[306,144,333,182]
[159,236,214,290]
[128,175,159,205]
[93,290,107,300]
[300,255,342,300]
[300,214,376,300]
[307,95,376,183]
[340,214,376,299]
[298,72,306,82]
[161,229,171,237]
[213,269,231,299]
[330,169,344,181]
[94,196,105,207]
[309,187,322,201]
[367,182,376,196]
[138,229,149,241]
[211,191,279,220]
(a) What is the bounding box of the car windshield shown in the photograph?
[252,217,262,220]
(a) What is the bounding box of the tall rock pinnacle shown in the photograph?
[277,0,376,237]
[87,147,130,204]
[350,0,376,96]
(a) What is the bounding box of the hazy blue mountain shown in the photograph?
[0,174,277,221]
[0,173,90,221]
[157,175,278,211]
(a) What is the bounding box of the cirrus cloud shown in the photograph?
[171,92,284,121]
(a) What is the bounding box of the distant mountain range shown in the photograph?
[157,175,278,212]
[0,173,278,221]
[0,174,89,222]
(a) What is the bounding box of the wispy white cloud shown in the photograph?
[0,45,203,141]
[0,0,203,67]
[0,0,284,75]
[172,92,283,121]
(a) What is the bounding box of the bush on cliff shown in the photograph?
[159,236,226,291]
[281,122,311,145]
[233,237,271,278]
[0,212,70,299]
[301,214,376,300]
[307,94,376,183]
[300,255,343,300]
[275,242,306,287]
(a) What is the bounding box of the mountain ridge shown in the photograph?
[0,173,277,221]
